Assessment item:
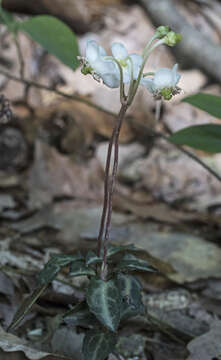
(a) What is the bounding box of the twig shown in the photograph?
[0,69,117,117]
[14,35,25,79]
[155,130,221,182]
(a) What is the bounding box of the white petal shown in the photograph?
[140,78,154,93]
[93,59,115,76]
[102,74,120,88]
[86,40,100,63]
[99,45,107,57]
[129,53,143,79]
[153,68,174,90]
[111,42,128,60]
[122,66,131,84]
[172,64,180,86]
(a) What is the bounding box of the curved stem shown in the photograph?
[128,39,165,105]
[142,34,158,57]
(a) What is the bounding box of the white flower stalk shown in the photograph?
[141,64,181,100]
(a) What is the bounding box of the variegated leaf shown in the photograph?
[116,254,158,273]
[86,279,121,332]
[82,330,117,360]
[117,273,145,320]
[106,244,139,258]
[69,260,96,277]
[85,251,102,266]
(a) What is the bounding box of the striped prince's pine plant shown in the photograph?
[8,23,182,360]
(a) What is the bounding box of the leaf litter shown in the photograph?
[1,1,221,360]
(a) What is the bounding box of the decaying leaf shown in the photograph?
[187,321,221,360]
[0,326,69,360]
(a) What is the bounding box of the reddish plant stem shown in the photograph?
[102,104,128,270]
[96,125,116,257]
[97,103,128,274]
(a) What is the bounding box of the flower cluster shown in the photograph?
[78,26,181,101]
[78,40,143,89]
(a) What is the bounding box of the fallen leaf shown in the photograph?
[0,326,69,360]
[116,226,221,283]
[187,321,221,360]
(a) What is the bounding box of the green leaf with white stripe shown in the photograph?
[8,284,47,330]
[37,253,83,285]
[50,252,83,267]
[106,244,140,258]
[116,254,158,273]
[85,251,102,266]
[69,260,96,277]
[117,273,145,320]
[82,330,117,360]
[63,302,97,328]
[38,263,60,285]
[86,279,121,332]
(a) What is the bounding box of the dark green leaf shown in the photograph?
[0,5,18,33]
[116,254,158,273]
[183,93,221,119]
[169,124,221,153]
[69,260,96,277]
[63,301,97,328]
[37,263,60,285]
[64,307,97,328]
[82,330,117,360]
[85,251,102,266]
[7,284,47,330]
[50,253,83,267]
[117,273,145,320]
[18,15,79,69]
[63,301,86,318]
[37,253,83,285]
[106,244,140,258]
[86,279,121,332]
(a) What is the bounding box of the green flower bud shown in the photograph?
[164,31,182,47]
[155,26,170,39]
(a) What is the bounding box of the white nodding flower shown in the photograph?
[111,42,143,84]
[81,40,120,88]
[141,64,181,100]
[80,40,143,89]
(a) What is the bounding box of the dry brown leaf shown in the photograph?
[27,140,103,208]
[36,99,133,144]
[0,326,69,360]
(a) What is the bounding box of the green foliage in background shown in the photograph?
[0,3,79,70]
[169,93,221,153]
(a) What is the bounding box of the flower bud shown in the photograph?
[164,31,182,46]
[155,26,170,39]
